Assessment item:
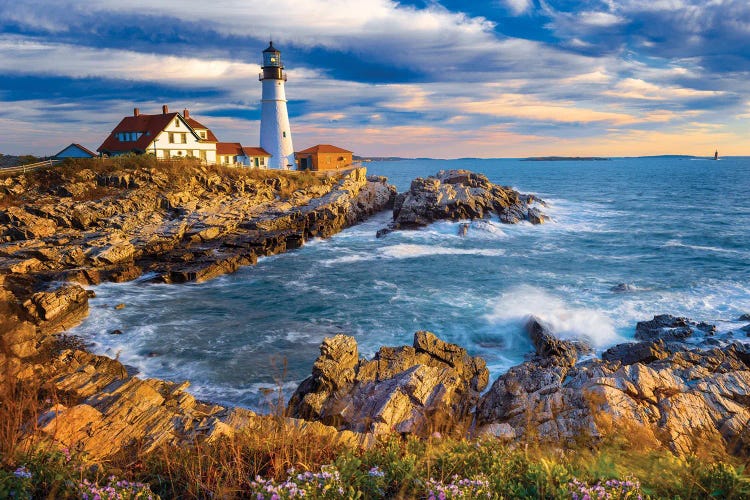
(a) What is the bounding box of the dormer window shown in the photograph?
[199,131,206,139]
[117,132,142,142]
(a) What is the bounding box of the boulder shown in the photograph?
[23,284,90,333]
[380,170,546,234]
[288,331,489,435]
[635,314,716,342]
[525,316,591,366]
[602,340,670,366]
[1,321,38,358]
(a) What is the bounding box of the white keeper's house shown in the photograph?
[97,105,270,168]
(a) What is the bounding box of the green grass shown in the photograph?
[2,424,749,498]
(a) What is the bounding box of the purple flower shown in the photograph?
[13,466,32,479]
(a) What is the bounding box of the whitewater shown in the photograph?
[70,157,750,409]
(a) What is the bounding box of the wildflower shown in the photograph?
[13,466,32,479]
[368,466,385,478]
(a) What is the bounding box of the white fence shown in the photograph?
[0,159,60,176]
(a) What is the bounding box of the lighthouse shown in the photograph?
[259,42,294,169]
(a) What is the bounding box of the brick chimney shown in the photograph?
[134,107,140,116]
[162,104,169,114]
[183,108,190,119]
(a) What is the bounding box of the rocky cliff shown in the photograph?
[0,161,394,286]
[0,159,395,459]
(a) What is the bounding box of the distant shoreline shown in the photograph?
[522,156,610,162]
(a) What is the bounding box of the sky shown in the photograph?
[1,0,748,158]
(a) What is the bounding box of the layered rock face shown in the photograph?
[475,316,750,456]
[288,331,489,435]
[0,164,395,287]
[22,346,366,460]
[0,161,395,459]
[378,169,547,236]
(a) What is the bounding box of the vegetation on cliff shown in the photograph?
[1,368,749,499]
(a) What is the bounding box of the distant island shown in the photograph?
[354,155,410,162]
[523,156,610,161]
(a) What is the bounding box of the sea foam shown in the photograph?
[484,285,624,347]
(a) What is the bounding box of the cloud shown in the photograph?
[578,11,624,27]
[603,78,724,100]
[501,0,534,16]
[0,0,748,157]
[0,35,261,84]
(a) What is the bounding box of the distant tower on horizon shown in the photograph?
[259,41,294,170]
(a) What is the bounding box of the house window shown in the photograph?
[175,119,180,127]
[182,133,187,143]
[169,132,175,143]
[199,131,206,139]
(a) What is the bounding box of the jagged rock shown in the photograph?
[602,340,670,365]
[92,239,137,265]
[288,331,489,435]
[525,316,591,366]
[477,325,750,456]
[635,314,716,341]
[738,313,750,321]
[50,349,129,399]
[379,170,546,235]
[477,422,516,440]
[23,284,90,333]
[2,321,38,358]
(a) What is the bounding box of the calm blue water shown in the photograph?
[71,157,750,409]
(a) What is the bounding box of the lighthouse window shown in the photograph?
[283,131,287,137]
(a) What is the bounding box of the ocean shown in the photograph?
[70,157,750,410]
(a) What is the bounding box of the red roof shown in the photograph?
[216,143,271,157]
[216,142,244,155]
[185,117,219,142]
[98,112,184,154]
[296,144,353,155]
[98,111,219,154]
[242,146,271,157]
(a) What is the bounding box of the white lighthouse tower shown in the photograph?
[259,42,294,170]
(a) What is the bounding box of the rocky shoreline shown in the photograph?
[1,159,395,458]
[2,161,749,462]
[284,315,750,456]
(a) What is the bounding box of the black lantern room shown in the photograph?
[261,42,285,80]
